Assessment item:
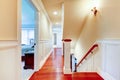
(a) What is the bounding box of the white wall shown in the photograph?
[0,41,21,80]
[37,40,52,69]
[52,27,62,48]
[31,0,53,70]
[36,5,53,70]
[56,33,62,47]
[77,40,120,80]
[97,40,120,80]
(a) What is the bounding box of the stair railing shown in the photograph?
[76,44,98,67]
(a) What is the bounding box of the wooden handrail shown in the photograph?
[76,44,98,67]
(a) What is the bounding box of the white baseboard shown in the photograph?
[97,68,116,80]
[63,66,72,74]
[39,49,53,69]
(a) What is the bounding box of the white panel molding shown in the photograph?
[0,40,18,48]
[96,39,120,80]
[97,69,116,80]
[39,49,53,69]
[77,39,120,80]
[0,40,21,80]
[97,39,120,44]
[37,40,53,70]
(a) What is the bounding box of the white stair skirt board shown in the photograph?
[97,69,116,80]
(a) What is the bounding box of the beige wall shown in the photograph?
[63,0,84,49]
[0,0,21,80]
[98,0,120,39]
[72,0,120,61]
[0,0,17,40]
[32,0,52,40]
[75,15,98,61]
[40,11,51,40]
[63,0,100,60]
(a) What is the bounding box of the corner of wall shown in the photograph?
[39,49,53,69]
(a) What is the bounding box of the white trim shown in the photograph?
[63,67,72,74]
[31,0,52,23]
[97,39,120,44]
[39,49,53,69]
[39,40,51,43]
[31,0,40,11]
[0,40,18,49]
[96,39,120,80]
[17,0,21,43]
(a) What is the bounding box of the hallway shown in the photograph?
[29,48,103,80]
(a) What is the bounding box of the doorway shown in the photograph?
[52,26,62,48]
[21,0,37,79]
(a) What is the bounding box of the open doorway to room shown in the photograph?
[52,25,62,48]
[21,0,37,80]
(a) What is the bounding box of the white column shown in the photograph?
[63,39,72,74]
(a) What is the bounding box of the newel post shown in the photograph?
[62,39,72,74]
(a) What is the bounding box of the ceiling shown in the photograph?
[40,0,92,49]
[41,0,85,48]
[41,0,64,25]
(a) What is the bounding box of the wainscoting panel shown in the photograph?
[100,40,120,80]
[0,40,21,80]
[77,40,120,80]
[96,40,120,80]
[36,40,52,70]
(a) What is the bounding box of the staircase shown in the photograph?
[29,48,103,80]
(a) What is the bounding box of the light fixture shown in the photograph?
[53,11,58,15]
[55,22,59,25]
[91,7,97,16]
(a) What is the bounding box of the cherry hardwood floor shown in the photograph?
[29,48,104,80]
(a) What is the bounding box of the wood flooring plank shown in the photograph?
[29,48,104,80]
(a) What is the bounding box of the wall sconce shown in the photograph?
[91,7,97,16]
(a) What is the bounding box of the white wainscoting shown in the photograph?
[77,40,120,80]
[97,40,120,80]
[36,40,53,70]
[0,40,21,80]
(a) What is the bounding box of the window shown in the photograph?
[21,28,34,45]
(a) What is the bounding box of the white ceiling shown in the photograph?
[41,0,64,25]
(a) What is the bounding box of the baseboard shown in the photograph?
[39,49,53,69]
[97,68,116,80]
[63,66,72,74]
